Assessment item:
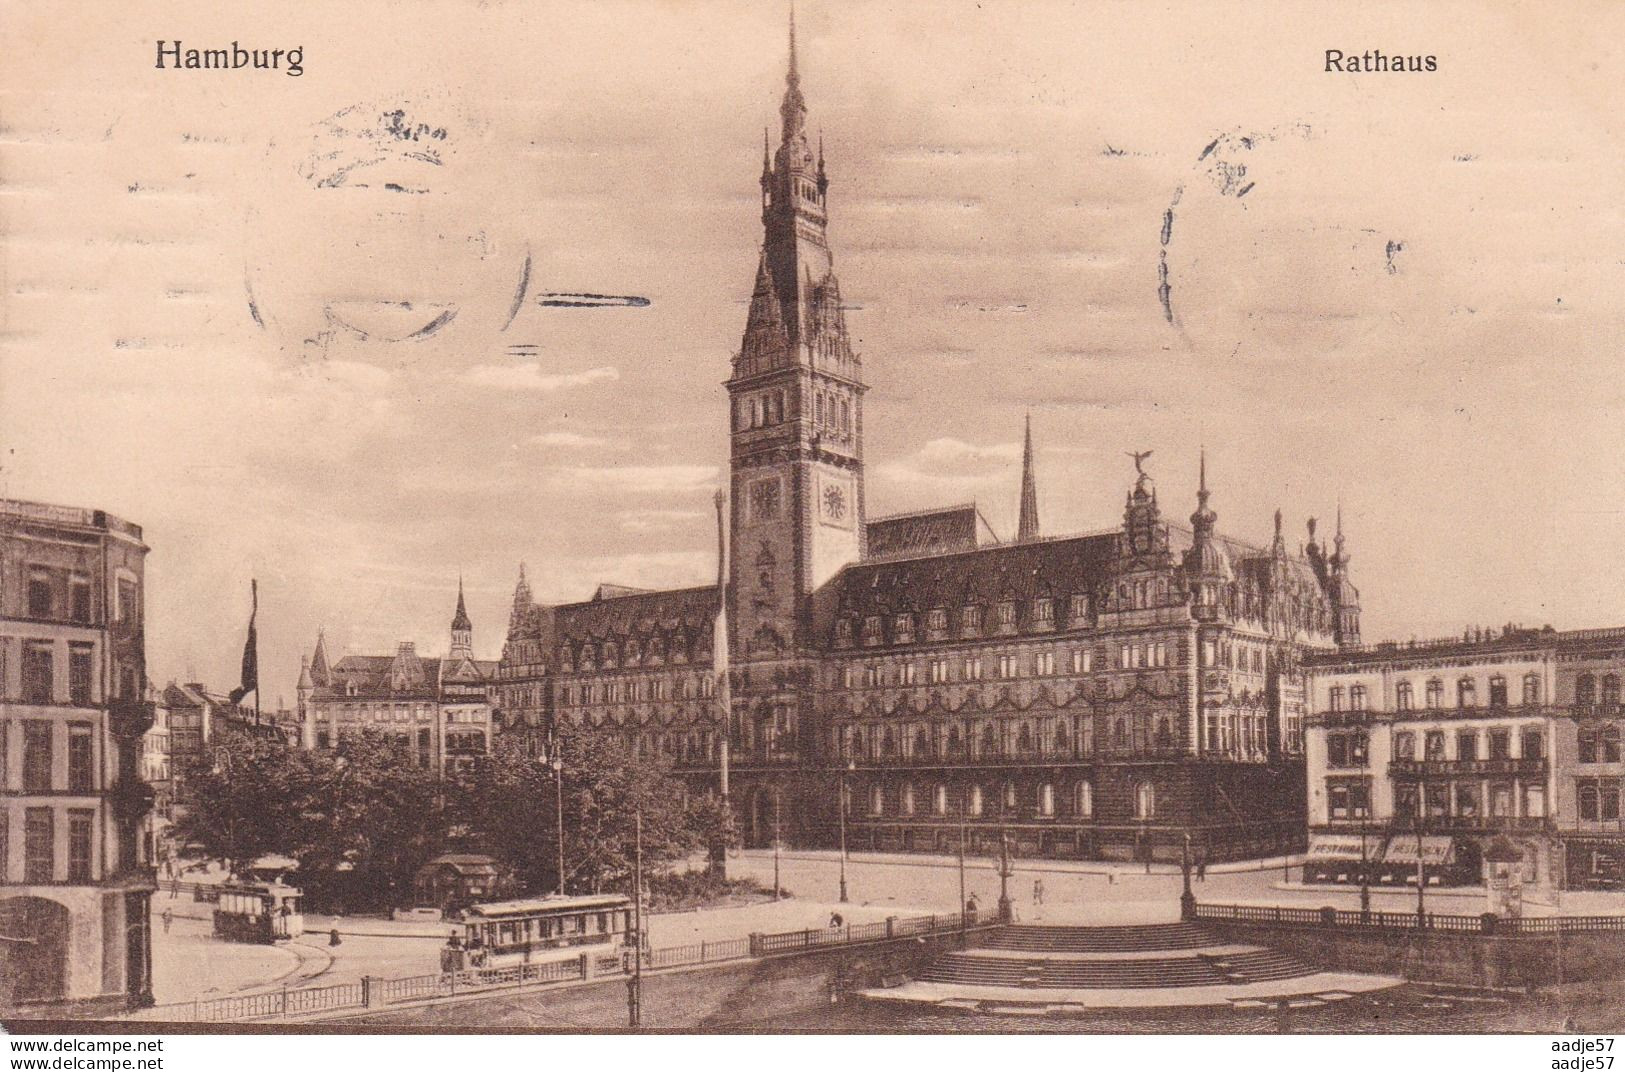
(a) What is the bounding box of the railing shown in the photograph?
[1388,757,1546,777]
[133,910,988,1024]
[1191,901,1625,937]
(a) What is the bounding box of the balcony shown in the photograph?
[1388,757,1546,778]
[109,699,157,739]
[1384,814,1554,833]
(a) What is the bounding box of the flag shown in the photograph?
[229,579,258,705]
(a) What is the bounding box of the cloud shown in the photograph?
[874,436,1023,492]
[544,463,720,495]
[462,363,619,392]
[618,508,706,534]
[529,430,624,449]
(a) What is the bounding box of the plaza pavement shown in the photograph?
[138,847,1625,1011]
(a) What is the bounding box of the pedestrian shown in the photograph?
[1108,872,1115,886]
[829,911,844,929]
[161,908,173,934]
[1032,878,1044,906]
[329,926,342,947]
[1197,856,1208,883]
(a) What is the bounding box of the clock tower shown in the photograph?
[727,12,865,661]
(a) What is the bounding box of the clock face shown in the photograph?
[823,484,847,520]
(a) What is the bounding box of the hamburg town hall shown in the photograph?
[495,18,1365,865]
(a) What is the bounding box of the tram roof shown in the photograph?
[464,893,632,919]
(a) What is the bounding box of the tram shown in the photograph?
[440,893,636,972]
[212,881,305,943]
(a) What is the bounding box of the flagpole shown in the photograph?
[712,489,732,880]
[252,579,261,727]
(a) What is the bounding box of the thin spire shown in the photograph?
[779,5,808,139]
[1197,446,1209,504]
[452,575,472,633]
[1017,413,1040,542]
[788,4,799,86]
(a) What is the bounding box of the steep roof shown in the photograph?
[552,583,719,643]
[864,504,980,562]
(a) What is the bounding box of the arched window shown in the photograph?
[1054,721,1070,754]
[1425,678,1442,709]
[980,724,996,756]
[1523,673,1540,705]
[1074,781,1093,818]
[1396,681,1413,710]
[1039,783,1056,816]
[947,725,962,753]
[1003,781,1018,810]
[1017,723,1034,754]
[1577,673,1597,706]
[1605,675,1621,708]
[969,784,984,816]
[1603,725,1622,764]
[1156,717,1172,749]
[1457,677,1476,708]
[933,784,948,815]
[869,786,884,815]
[902,783,916,815]
[913,728,931,757]
[1113,719,1127,748]
[1580,783,1600,821]
[882,729,897,757]
[1135,781,1157,820]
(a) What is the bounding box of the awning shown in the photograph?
[1381,835,1455,866]
[1307,835,1377,862]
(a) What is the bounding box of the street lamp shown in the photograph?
[957,790,968,947]
[551,744,566,896]
[1180,830,1195,920]
[1414,813,1427,927]
[838,761,853,904]
[1359,813,1372,918]
[773,785,783,901]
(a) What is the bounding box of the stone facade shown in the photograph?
[296,582,497,776]
[496,19,1361,863]
[0,497,156,1014]
[1304,625,1625,891]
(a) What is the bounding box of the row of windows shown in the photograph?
[0,719,96,793]
[839,649,1091,689]
[0,806,95,884]
[1578,726,1624,764]
[1578,778,1623,821]
[858,780,1159,820]
[1204,713,1272,757]
[732,388,855,435]
[842,713,1182,760]
[1332,674,1543,712]
[1201,639,1268,673]
[1392,727,1543,762]
[1575,674,1623,707]
[557,640,709,673]
[835,596,1095,647]
[561,675,715,705]
[14,567,138,627]
[1393,781,1546,819]
[0,640,99,705]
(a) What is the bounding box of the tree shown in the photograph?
[458,732,703,896]
[171,730,321,878]
[173,728,448,911]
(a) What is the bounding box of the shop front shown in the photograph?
[1303,832,1378,885]
[1564,837,1625,890]
[1377,833,1461,886]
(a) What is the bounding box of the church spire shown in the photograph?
[1016,414,1040,542]
[450,576,474,659]
[310,628,331,687]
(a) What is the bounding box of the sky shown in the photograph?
[2,1,1623,705]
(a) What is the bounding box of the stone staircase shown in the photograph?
[915,925,1319,991]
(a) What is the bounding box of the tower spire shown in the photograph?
[450,576,474,659]
[779,6,808,140]
[1017,413,1040,542]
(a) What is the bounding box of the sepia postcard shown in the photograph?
[2,0,1624,1060]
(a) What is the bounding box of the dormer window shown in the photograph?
[603,643,618,669]
[1068,593,1090,626]
[996,600,1017,629]
[893,614,915,644]
[835,619,854,647]
[1033,598,1054,626]
[862,615,883,646]
[926,608,948,637]
[960,605,982,635]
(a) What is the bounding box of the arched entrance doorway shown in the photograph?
[0,897,71,1007]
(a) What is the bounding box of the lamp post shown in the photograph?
[997,830,1014,923]
[627,806,643,1029]
[1359,813,1372,918]
[958,794,968,947]
[1180,830,1195,920]
[773,785,782,901]
[838,762,852,904]
[551,744,566,896]
[1415,813,1427,927]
